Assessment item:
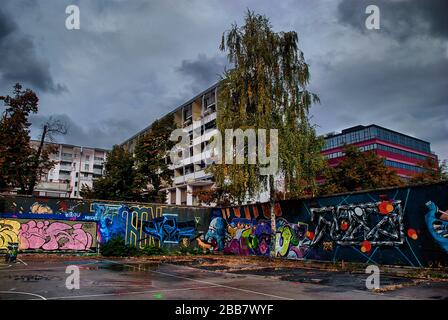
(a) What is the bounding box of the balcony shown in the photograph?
[61,155,73,161]
[35,181,70,192]
[203,111,217,124]
[59,165,73,171]
[58,174,71,181]
[173,175,185,185]
[183,118,192,128]
[172,170,212,186]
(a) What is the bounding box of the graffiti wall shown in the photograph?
[0,219,96,251]
[91,203,205,248]
[208,182,448,266]
[0,195,211,251]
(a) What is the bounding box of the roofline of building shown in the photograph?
[30,140,110,153]
[323,124,432,145]
[120,82,220,146]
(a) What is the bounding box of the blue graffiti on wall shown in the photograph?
[426,201,448,254]
[141,214,197,244]
[93,203,126,243]
[204,216,227,251]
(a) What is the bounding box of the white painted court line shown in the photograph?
[45,285,220,300]
[103,259,294,300]
[0,260,105,272]
[0,291,46,300]
[17,258,28,266]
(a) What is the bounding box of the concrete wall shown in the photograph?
[206,183,448,267]
[0,196,211,252]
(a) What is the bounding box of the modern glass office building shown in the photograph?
[322,125,438,178]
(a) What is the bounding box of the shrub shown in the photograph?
[100,236,140,257]
[141,244,168,256]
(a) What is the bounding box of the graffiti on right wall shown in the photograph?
[204,184,448,267]
[425,201,448,254]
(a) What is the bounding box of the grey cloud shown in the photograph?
[310,36,448,159]
[338,0,448,41]
[0,7,66,94]
[1,0,446,163]
[30,114,137,149]
[176,54,227,92]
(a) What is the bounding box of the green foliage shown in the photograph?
[100,236,140,257]
[209,10,325,204]
[141,244,169,256]
[100,237,204,257]
[319,145,404,195]
[134,114,177,203]
[410,158,448,184]
[81,145,144,201]
[0,83,55,194]
[84,114,177,203]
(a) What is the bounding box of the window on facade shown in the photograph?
[183,105,192,120]
[204,119,216,131]
[204,91,216,108]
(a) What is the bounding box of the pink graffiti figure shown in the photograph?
[18,220,93,251]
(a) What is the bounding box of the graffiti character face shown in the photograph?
[204,217,226,251]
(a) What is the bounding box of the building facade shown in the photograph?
[121,84,221,206]
[322,125,437,179]
[31,141,108,198]
[121,84,438,206]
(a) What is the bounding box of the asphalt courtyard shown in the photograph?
[0,256,447,300]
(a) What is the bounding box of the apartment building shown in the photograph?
[121,83,438,206]
[31,141,108,198]
[121,84,221,206]
[322,125,438,179]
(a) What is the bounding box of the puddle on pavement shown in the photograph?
[80,262,161,272]
[11,274,62,282]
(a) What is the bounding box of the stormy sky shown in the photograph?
[0,0,447,160]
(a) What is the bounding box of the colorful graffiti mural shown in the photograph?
[0,219,96,251]
[425,201,448,254]
[0,196,211,251]
[140,215,197,244]
[224,218,272,256]
[310,200,404,247]
[207,183,448,266]
[93,203,127,243]
[275,218,312,258]
[0,219,20,249]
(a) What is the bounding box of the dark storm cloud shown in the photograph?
[176,54,227,92]
[303,0,448,161]
[337,0,448,41]
[30,114,137,149]
[1,0,446,161]
[310,47,448,143]
[0,7,65,93]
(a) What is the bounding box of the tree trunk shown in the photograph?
[27,124,47,195]
[269,175,276,258]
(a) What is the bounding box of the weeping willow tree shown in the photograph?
[209,11,326,255]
